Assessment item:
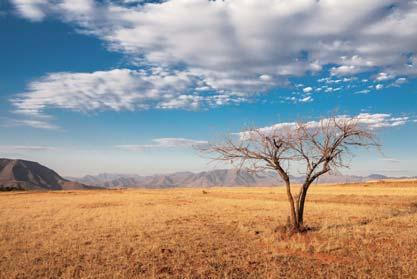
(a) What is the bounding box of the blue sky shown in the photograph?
[0,0,416,177]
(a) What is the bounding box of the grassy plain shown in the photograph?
[1,180,417,278]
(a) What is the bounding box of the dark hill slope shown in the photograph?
[0,158,93,191]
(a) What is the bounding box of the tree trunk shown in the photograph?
[284,180,299,231]
[296,182,311,230]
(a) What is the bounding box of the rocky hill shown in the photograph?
[0,158,95,191]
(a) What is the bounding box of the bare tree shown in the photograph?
[200,116,379,232]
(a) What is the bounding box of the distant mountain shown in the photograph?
[71,169,394,188]
[367,174,388,180]
[0,158,95,191]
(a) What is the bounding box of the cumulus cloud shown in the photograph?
[10,0,417,93]
[8,0,417,129]
[237,113,409,140]
[116,138,208,151]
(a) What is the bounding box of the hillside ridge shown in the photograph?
[0,158,94,191]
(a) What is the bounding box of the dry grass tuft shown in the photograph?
[1,180,417,278]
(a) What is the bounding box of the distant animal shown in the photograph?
[202,190,208,194]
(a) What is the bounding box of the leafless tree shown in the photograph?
[200,116,379,232]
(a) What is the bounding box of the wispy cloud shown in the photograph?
[11,68,247,128]
[237,113,410,140]
[0,145,56,152]
[299,96,313,103]
[381,158,401,164]
[355,89,371,94]
[116,138,208,151]
[12,68,197,117]
[375,169,409,174]
[1,117,59,130]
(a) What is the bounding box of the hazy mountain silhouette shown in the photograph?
[0,158,95,191]
[71,169,395,188]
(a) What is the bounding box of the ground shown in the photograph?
[1,180,417,278]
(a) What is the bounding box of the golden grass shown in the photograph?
[1,181,417,278]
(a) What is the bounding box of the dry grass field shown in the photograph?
[1,180,417,278]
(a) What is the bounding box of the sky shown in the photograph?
[0,0,416,177]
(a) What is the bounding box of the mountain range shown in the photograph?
[1,158,414,191]
[69,169,402,188]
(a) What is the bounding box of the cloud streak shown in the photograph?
[381,158,401,164]
[1,116,60,130]
[0,145,56,152]
[115,138,208,151]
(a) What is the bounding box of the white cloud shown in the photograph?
[330,55,375,76]
[11,68,247,127]
[394,77,407,85]
[281,94,314,104]
[8,0,417,131]
[3,117,60,130]
[375,72,395,82]
[355,114,408,128]
[10,0,417,93]
[355,89,371,94]
[343,77,355,82]
[330,65,356,76]
[299,96,313,103]
[12,68,200,117]
[116,138,208,151]
[238,113,409,140]
[12,0,48,21]
[303,87,313,93]
[259,74,272,82]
